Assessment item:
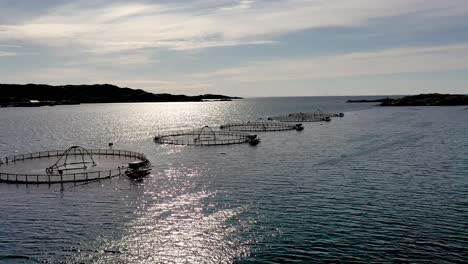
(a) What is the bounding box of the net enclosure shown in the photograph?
[268,111,344,122]
[220,121,304,132]
[154,126,260,146]
[0,146,149,184]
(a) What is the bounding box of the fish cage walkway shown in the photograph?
[154,126,260,146]
[220,121,303,132]
[0,149,148,184]
[268,111,344,122]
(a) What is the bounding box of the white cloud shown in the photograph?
[1,0,467,53]
[191,44,468,82]
[221,0,256,11]
[5,43,468,95]
[3,65,213,94]
[115,79,213,93]
[24,67,103,83]
[0,44,22,48]
[65,52,155,67]
[0,51,16,56]
[1,0,468,96]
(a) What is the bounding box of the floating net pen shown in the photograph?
[268,111,344,122]
[220,121,304,132]
[289,111,344,118]
[154,126,260,146]
[0,146,149,184]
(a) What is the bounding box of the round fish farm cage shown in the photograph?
[289,111,344,118]
[268,111,344,122]
[220,121,304,132]
[154,126,260,146]
[0,146,149,184]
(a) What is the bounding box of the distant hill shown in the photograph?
[347,97,393,103]
[0,84,241,106]
[380,94,468,106]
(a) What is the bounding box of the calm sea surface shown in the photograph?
[0,97,467,263]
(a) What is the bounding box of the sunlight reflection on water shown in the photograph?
[1,98,466,263]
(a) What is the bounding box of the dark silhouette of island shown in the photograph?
[380,94,468,106]
[0,84,242,107]
[347,97,393,103]
[347,94,468,106]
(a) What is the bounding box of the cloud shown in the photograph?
[64,52,156,67]
[24,67,103,83]
[191,43,468,82]
[1,0,468,96]
[0,44,22,48]
[115,79,213,93]
[1,0,467,53]
[0,51,16,56]
[220,0,255,11]
[3,65,213,94]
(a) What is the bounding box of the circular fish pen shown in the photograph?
[0,146,149,184]
[268,111,344,122]
[154,126,260,146]
[220,121,304,132]
[289,111,344,118]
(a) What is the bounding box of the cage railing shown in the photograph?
[154,128,255,146]
[0,149,148,184]
[0,149,147,165]
[288,112,341,118]
[0,167,125,184]
[267,111,344,122]
[220,121,299,131]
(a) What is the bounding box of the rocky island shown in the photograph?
[0,84,242,107]
[347,97,394,103]
[379,94,468,106]
[347,94,468,106]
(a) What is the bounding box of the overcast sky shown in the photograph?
[1,0,468,96]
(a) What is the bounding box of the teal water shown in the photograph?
[0,97,467,263]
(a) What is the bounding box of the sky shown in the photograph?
[1,0,468,96]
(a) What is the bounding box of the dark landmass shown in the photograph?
[347,94,468,106]
[347,97,393,103]
[380,94,468,106]
[0,84,241,107]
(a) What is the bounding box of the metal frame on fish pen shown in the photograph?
[154,126,260,146]
[0,148,149,184]
[268,111,344,122]
[220,121,304,132]
[288,111,344,118]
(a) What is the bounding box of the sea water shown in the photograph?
[0,97,466,263]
